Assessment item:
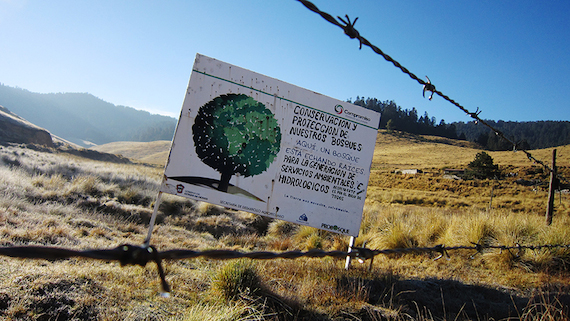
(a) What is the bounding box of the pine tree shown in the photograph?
[464,152,501,179]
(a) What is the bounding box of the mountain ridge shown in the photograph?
[0,84,177,147]
[2,84,569,151]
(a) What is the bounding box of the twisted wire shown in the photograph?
[2,243,569,263]
[2,242,569,293]
[296,0,568,185]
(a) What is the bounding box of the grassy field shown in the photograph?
[90,140,171,166]
[368,131,570,214]
[0,130,569,320]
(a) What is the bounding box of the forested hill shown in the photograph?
[0,84,177,147]
[453,120,570,150]
[354,97,570,150]
[353,97,458,139]
[1,85,568,150]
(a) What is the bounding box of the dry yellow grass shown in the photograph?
[90,140,171,165]
[373,131,481,169]
[92,130,570,180]
[373,130,569,170]
[1,130,570,320]
[367,130,570,216]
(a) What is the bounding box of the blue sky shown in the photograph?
[1,0,569,123]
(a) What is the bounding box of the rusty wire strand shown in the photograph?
[2,242,570,293]
[296,0,568,185]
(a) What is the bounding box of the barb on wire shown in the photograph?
[296,0,569,185]
[297,0,426,86]
[433,244,450,261]
[423,76,436,100]
[0,244,171,296]
[469,107,482,121]
[3,242,570,294]
[469,241,486,259]
[337,15,362,48]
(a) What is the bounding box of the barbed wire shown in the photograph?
[296,0,569,185]
[2,242,569,294]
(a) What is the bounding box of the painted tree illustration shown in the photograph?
[192,93,282,192]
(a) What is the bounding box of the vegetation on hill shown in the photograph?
[0,130,569,320]
[353,97,458,139]
[0,84,177,147]
[454,120,570,150]
[2,83,569,152]
[354,96,570,150]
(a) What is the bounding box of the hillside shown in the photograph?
[366,130,569,212]
[373,130,570,169]
[1,108,569,319]
[0,105,135,164]
[0,84,177,147]
[98,129,570,172]
[1,129,569,319]
[94,129,570,213]
[90,140,171,166]
[0,105,54,147]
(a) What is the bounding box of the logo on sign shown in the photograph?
[298,214,308,222]
[334,104,344,114]
[176,184,185,194]
[335,104,372,122]
[321,223,350,235]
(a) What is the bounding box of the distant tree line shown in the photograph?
[453,120,570,150]
[353,97,570,150]
[352,97,458,139]
[128,121,176,142]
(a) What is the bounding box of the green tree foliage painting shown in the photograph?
[192,94,282,192]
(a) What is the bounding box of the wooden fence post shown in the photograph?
[546,149,557,225]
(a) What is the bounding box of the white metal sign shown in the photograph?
[161,54,380,237]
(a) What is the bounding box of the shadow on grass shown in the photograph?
[337,274,570,320]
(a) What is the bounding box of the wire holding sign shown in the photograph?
[156,54,380,238]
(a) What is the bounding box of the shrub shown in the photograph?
[267,219,298,238]
[464,151,501,179]
[213,259,261,301]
